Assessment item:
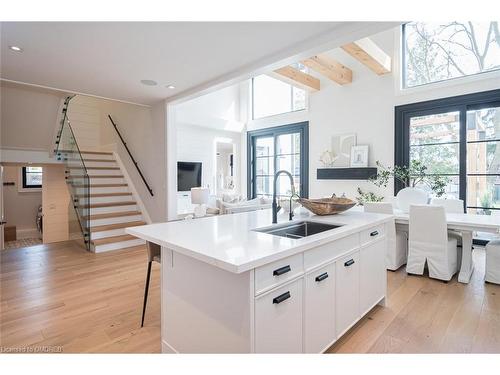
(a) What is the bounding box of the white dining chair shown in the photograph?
[364,202,408,271]
[485,240,500,284]
[406,205,459,281]
[430,198,465,264]
[430,198,464,213]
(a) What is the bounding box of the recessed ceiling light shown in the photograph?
[166,85,176,89]
[9,45,23,52]
[140,79,157,86]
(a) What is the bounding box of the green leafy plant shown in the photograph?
[370,160,449,197]
[356,187,384,206]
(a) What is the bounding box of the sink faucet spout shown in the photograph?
[272,170,296,224]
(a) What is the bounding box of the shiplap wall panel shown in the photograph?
[42,165,70,243]
[67,96,102,150]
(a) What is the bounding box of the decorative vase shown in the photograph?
[396,187,428,213]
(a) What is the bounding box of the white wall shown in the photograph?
[170,84,244,216]
[174,84,245,132]
[64,95,167,222]
[176,123,241,195]
[67,95,102,150]
[2,165,42,238]
[245,27,500,201]
[0,84,66,153]
[98,97,167,222]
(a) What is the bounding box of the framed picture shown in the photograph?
[350,145,369,167]
[331,133,356,167]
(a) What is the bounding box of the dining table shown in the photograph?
[391,209,500,284]
[351,204,500,283]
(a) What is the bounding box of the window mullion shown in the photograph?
[459,105,467,209]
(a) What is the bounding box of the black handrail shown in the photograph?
[107,114,154,196]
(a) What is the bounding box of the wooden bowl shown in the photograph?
[298,197,356,215]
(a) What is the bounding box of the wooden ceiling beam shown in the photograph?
[341,37,391,75]
[269,66,320,92]
[302,54,352,85]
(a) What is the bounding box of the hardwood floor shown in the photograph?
[1,241,499,353]
[0,241,160,353]
[328,247,500,353]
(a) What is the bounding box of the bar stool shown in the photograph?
[141,241,161,327]
[485,240,500,284]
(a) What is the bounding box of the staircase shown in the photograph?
[76,151,146,252]
[55,96,147,253]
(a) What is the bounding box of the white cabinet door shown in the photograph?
[359,238,386,314]
[304,263,335,353]
[335,250,360,337]
[255,279,303,353]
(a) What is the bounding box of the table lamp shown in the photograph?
[191,187,209,217]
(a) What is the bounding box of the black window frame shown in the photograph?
[22,166,42,189]
[247,122,309,200]
[395,88,500,245]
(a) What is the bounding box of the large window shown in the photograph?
[22,166,42,189]
[247,122,309,199]
[252,68,307,119]
[402,22,500,88]
[395,89,500,243]
[409,111,461,198]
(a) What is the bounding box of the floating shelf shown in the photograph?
[317,167,377,180]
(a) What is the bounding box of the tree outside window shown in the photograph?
[403,22,500,88]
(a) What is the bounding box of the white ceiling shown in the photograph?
[0,22,357,106]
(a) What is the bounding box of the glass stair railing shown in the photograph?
[55,97,91,251]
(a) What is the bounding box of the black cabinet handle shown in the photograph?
[370,230,379,237]
[273,265,291,276]
[344,259,355,267]
[272,291,291,304]
[315,272,329,282]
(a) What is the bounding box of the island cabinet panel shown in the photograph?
[304,263,336,353]
[303,233,358,271]
[255,253,303,295]
[162,249,252,353]
[360,224,385,246]
[255,279,303,353]
[359,238,387,314]
[335,250,360,337]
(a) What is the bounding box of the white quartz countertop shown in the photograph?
[126,209,392,273]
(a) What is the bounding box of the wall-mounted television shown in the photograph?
[177,162,202,192]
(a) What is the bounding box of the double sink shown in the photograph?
[254,220,342,239]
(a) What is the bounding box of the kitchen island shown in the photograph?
[126,209,392,353]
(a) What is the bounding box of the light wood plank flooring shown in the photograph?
[0,241,160,353]
[1,241,499,353]
[328,247,500,353]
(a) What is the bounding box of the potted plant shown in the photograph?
[355,187,384,206]
[369,160,449,212]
